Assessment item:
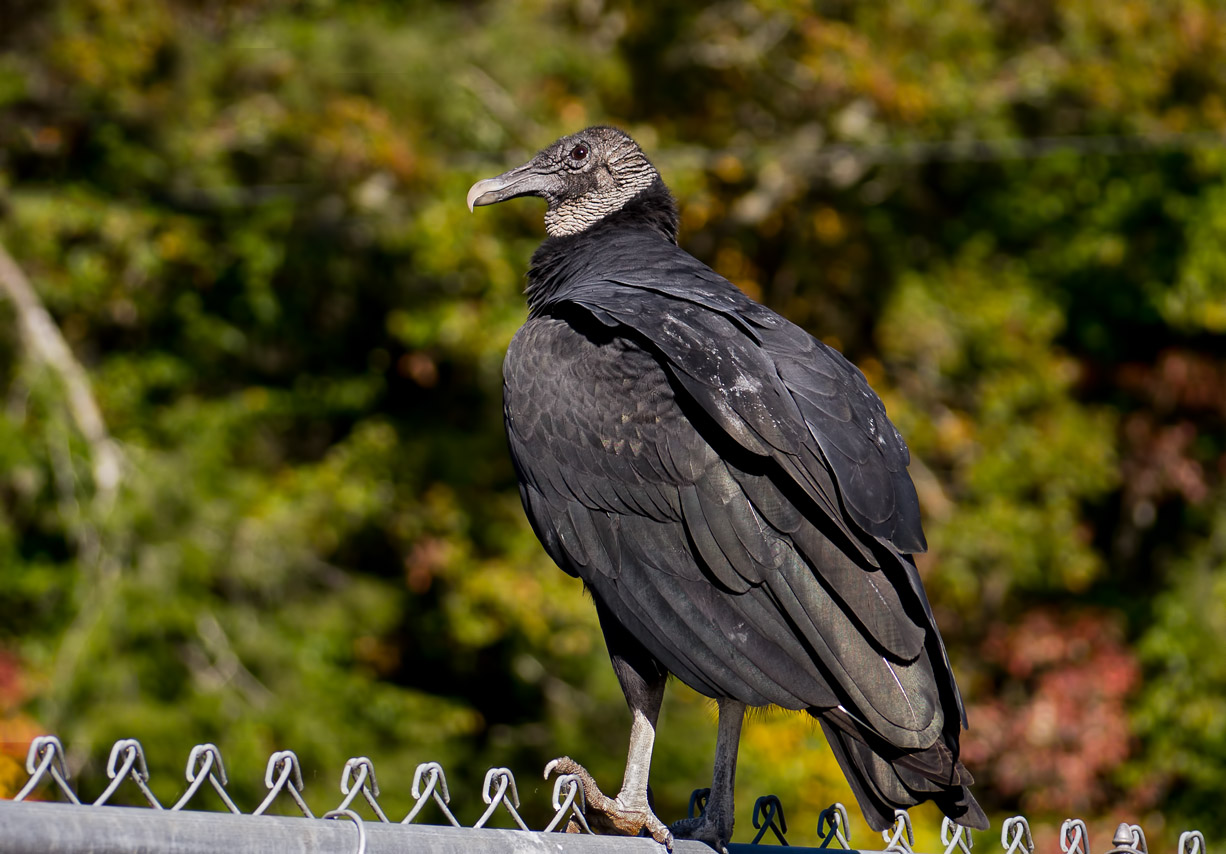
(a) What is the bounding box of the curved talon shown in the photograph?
[545,756,589,782]
[647,819,676,849]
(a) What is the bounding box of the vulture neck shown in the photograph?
[525,178,679,314]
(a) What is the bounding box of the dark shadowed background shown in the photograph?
[1,1,1224,848]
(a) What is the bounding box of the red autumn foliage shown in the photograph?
[0,649,41,799]
[961,608,1141,816]
[1116,349,1226,524]
[0,650,22,712]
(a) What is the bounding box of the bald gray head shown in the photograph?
[467,127,660,237]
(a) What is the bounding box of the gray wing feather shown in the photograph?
[548,233,927,554]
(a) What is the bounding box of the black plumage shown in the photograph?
[469,127,987,846]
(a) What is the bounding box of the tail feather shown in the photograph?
[816,709,988,832]
[892,737,975,791]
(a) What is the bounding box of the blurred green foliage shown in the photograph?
[1,0,1225,846]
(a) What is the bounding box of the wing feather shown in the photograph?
[555,241,927,554]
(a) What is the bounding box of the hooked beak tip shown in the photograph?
[466,176,507,213]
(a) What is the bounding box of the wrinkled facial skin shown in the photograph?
[467,127,659,237]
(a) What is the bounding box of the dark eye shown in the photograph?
[569,144,589,162]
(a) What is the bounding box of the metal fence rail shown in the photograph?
[0,735,1211,854]
[2,801,689,854]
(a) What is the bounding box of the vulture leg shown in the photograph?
[669,698,745,853]
[546,601,673,846]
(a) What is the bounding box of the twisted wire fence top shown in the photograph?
[1002,817,1036,854]
[1065,819,1092,854]
[941,815,974,854]
[473,767,529,831]
[8,734,600,837]
[1182,832,1208,854]
[750,794,787,845]
[816,802,850,850]
[3,734,1213,854]
[884,809,916,854]
[176,743,240,813]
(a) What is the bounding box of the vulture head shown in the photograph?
[467,126,661,237]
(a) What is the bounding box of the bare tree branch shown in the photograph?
[0,241,121,502]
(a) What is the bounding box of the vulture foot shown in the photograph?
[545,756,674,848]
[669,808,733,853]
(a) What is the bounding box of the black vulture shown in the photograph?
[468,127,987,848]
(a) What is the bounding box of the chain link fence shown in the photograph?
[0,734,1211,854]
